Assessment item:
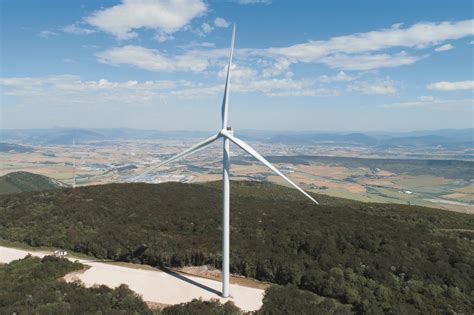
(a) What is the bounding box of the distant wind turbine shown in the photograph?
[72,137,76,189]
[135,24,318,298]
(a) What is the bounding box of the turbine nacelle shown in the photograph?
[219,127,233,137]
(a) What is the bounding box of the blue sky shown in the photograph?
[1,0,473,131]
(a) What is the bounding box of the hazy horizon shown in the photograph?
[1,126,473,134]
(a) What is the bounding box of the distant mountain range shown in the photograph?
[0,128,472,149]
[237,129,473,149]
[0,172,67,194]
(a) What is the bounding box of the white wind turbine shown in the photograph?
[136,24,318,298]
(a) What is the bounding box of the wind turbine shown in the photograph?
[72,137,76,189]
[137,24,318,298]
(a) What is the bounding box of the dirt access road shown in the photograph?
[0,246,264,311]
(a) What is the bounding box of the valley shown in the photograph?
[1,131,472,212]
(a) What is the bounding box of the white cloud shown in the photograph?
[62,24,96,35]
[348,78,397,95]
[383,96,474,110]
[215,64,336,97]
[168,85,222,98]
[235,0,271,4]
[91,19,473,76]
[261,59,293,77]
[0,74,334,103]
[178,41,215,49]
[201,22,213,34]
[0,75,193,105]
[38,30,58,38]
[319,71,355,83]
[435,43,454,52]
[154,31,174,43]
[85,0,207,40]
[170,77,337,98]
[96,45,210,72]
[320,52,424,70]
[418,95,436,102]
[266,20,473,60]
[427,80,474,91]
[214,17,230,28]
[233,77,336,96]
[218,64,258,81]
[257,19,473,70]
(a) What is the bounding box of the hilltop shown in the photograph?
[0,181,472,313]
[0,171,67,194]
[0,142,33,153]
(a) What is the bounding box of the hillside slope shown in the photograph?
[0,171,67,194]
[0,142,34,153]
[0,181,472,314]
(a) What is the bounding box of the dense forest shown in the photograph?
[0,181,473,313]
[0,255,152,314]
[0,255,348,314]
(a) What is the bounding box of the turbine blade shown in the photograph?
[221,24,236,129]
[225,134,319,204]
[131,133,221,181]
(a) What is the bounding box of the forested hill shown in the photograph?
[0,181,472,314]
[0,171,67,195]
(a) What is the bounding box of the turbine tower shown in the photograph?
[137,24,318,298]
[72,137,76,189]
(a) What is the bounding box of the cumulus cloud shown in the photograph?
[154,31,175,43]
[261,59,293,77]
[234,0,271,4]
[91,19,473,75]
[320,52,423,71]
[38,30,58,38]
[427,80,474,91]
[258,19,473,70]
[0,72,337,103]
[62,24,96,35]
[435,43,454,52]
[267,20,473,60]
[383,96,474,109]
[348,78,397,95]
[215,64,337,97]
[85,0,207,40]
[171,77,337,98]
[200,22,213,34]
[319,71,355,83]
[218,64,258,81]
[96,45,210,72]
[214,17,230,28]
[0,75,194,106]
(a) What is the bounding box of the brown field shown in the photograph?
[455,184,474,194]
[1,141,472,214]
[295,164,352,180]
[443,193,469,199]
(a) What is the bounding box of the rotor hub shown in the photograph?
[221,127,234,137]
